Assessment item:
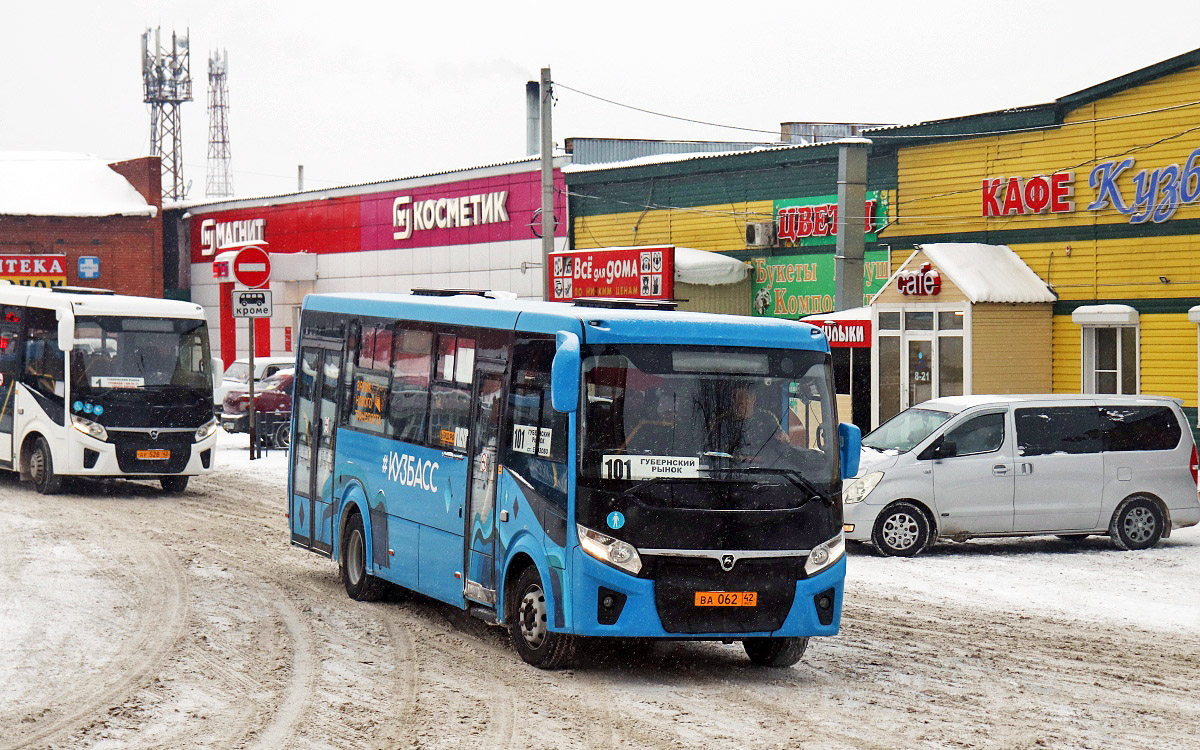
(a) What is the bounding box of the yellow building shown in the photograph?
[874,48,1200,428]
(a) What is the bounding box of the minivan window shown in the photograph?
[1102,406,1182,452]
[863,407,954,453]
[944,412,1005,456]
[1015,407,1103,457]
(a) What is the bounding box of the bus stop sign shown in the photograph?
[232,246,271,288]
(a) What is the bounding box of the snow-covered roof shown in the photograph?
[0,152,157,218]
[673,246,748,286]
[802,306,870,322]
[911,243,1057,303]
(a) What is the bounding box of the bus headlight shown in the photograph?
[195,417,219,442]
[842,471,884,505]
[71,415,108,442]
[577,524,642,575]
[804,533,845,577]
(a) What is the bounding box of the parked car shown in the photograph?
[221,369,294,447]
[213,356,295,413]
[842,394,1200,556]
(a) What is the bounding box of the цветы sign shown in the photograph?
[749,250,889,317]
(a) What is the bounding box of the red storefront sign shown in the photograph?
[803,318,872,348]
[0,254,67,287]
[897,262,942,296]
[548,246,675,301]
[189,171,567,263]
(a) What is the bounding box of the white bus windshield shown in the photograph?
[581,345,837,486]
[73,316,212,390]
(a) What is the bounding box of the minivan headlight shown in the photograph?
[71,415,108,441]
[842,471,884,504]
[577,524,642,575]
[804,533,845,577]
[195,417,220,442]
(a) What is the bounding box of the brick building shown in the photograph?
[0,153,165,298]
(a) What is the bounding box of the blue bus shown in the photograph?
[288,291,860,668]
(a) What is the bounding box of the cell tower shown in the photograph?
[141,27,192,201]
[206,50,234,199]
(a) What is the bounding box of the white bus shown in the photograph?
[0,284,220,494]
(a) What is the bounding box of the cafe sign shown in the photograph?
[981,146,1200,225]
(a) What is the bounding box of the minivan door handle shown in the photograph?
[1018,463,1034,476]
[992,464,1009,476]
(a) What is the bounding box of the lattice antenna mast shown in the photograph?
[142,27,193,201]
[206,49,234,198]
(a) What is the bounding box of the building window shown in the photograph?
[1082,326,1138,394]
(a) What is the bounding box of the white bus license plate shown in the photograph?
[137,449,170,460]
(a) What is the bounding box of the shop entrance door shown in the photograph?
[903,336,934,410]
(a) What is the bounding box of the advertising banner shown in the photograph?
[749,250,889,317]
[774,191,888,248]
[0,254,67,287]
[189,170,567,264]
[548,246,675,301]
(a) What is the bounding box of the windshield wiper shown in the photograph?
[703,466,832,507]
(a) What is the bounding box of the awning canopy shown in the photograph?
[1188,305,1200,324]
[673,246,749,286]
[1071,304,1139,326]
[898,243,1057,304]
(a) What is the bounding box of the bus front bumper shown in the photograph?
[65,430,218,477]
[566,547,845,639]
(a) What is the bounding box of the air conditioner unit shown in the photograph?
[746,221,775,249]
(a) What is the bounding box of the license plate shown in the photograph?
[137,449,170,460]
[694,591,758,607]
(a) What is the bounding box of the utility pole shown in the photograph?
[540,67,554,300]
[142,27,193,201]
[834,139,870,311]
[205,49,234,199]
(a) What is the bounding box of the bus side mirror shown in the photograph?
[551,330,580,413]
[838,422,861,480]
[56,312,74,352]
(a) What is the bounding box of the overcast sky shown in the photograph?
[2,1,1198,202]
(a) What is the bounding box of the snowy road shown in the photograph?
[1,433,1198,749]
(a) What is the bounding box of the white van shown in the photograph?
[843,395,1200,556]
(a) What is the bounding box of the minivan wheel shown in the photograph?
[872,501,932,557]
[1109,496,1164,551]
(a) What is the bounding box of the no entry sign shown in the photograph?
[233,246,271,288]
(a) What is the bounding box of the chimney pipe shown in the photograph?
[526,81,540,157]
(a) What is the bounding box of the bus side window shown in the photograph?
[22,308,65,399]
[348,324,390,435]
[504,338,567,508]
[339,320,362,426]
[430,334,474,452]
[389,328,433,444]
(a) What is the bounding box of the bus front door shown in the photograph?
[463,363,506,606]
[0,307,18,469]
[290,345,342,556]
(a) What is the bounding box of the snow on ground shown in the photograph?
[1,431,1199,748]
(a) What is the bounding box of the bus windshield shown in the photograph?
[73,316,212,390]
[581,345,837,486]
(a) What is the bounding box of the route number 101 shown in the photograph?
[604,458,633,479]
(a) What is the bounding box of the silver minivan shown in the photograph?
[843,395,1200,556]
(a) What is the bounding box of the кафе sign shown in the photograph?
[981,145,1200,224]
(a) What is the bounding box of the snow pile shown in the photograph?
[0,151,157,218]
[920,243,1057,303]
[674,246,748,286]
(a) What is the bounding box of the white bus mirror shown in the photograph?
[57,313,74,352]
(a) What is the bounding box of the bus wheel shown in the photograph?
[272,421,291,449]
[160,475,189,493]
[1109,496,1164,551]
[29,437,63,495]
[510,566,576,669]
[872,501,931,557]
[743,636,808,667]
[341,513,387,601]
